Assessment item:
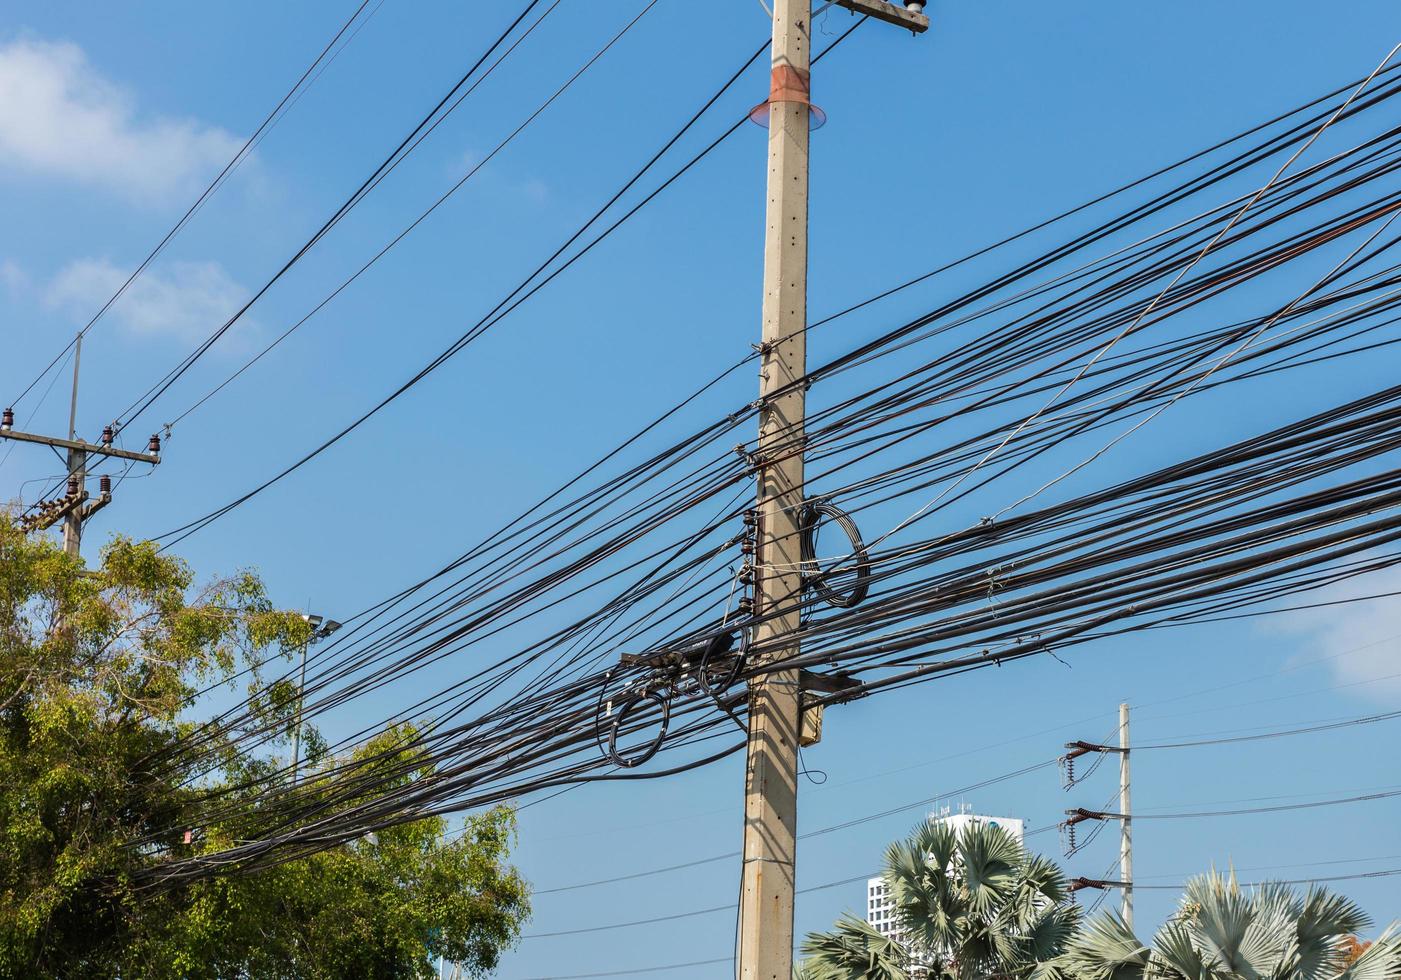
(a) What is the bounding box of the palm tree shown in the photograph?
[799,913,911,980]
[1057,870,1401,980]
[800,821,1079,980]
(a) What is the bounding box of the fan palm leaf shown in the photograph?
[1180,873,1292,980]
[876,820,1077,980]
[1336,926,1401,980]
[1057,910,1150,980]
[1061,872,1394,980]
[1291,886,1373,980]
[801,912,910,980]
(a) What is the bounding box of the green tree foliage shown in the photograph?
[800,821,1078,980]
[1056,871,1401,980]
[0,515,528,977]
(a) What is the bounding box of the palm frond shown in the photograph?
[1022,903,1083,967]
[801,912,910,980]
[1185,873,1291,980]
[1150,920,1211,980]
[1296,887,1372,944]
[1058,911,1149,980]
[959,823,1023,918]
[1336,926,1401,980]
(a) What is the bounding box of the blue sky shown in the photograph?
[1,1,1399,977]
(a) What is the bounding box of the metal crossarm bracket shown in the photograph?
[1064,739,1128,755]
[832,0,930,33]
[798,669,861,694]
[20,492,89,533]
[0,427,160,465]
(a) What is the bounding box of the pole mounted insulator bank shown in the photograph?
[1,413,161,555]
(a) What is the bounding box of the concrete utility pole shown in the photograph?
[739,2,927,976]
[60,445,87,558]
[63,335,85,557]
[1119,701,1133,929]
[1061,707,1133,917]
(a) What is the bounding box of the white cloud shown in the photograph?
[452,147,549,205]
[1261,564,1401,703]
[0,38,243,202]
[45,258,250,343]
[521,177,550,205]
[0,259,26,294]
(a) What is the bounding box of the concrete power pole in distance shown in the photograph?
[1060,706,1133,918]
[3,331,164,559]
[1119,701,1133,929]
[739,1,927,976]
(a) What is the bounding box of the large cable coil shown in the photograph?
[800,499,871,608]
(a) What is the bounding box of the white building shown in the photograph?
[865,806,1026,948]
[929,808,1024,845]
[865,876,908,944]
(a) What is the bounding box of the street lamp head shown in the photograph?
[301,614,340,641]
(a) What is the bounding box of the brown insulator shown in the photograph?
[740,539,755,555]
[66,477,79,497]
[147,433,161,454]
[1,407,12,429]
[101,426,114,446]
[99,475,111,494]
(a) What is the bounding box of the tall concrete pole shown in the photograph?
[61,448,86,558]
[739,1,811,975]
[63,335,84,558]
[1119,702,1133,928]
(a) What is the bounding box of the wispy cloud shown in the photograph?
[451,147,550,206]
[44,258,249,344]
[0,259,26,294]
[1262,564,1401,703]
[0,37,243,203]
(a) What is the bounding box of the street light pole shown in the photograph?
[291,614,340,784]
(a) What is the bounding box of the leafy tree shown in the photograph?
[1342,936,1373,968]
[0,515,529,977]
[1057,871,1401,980]
[800,821,1078,980]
